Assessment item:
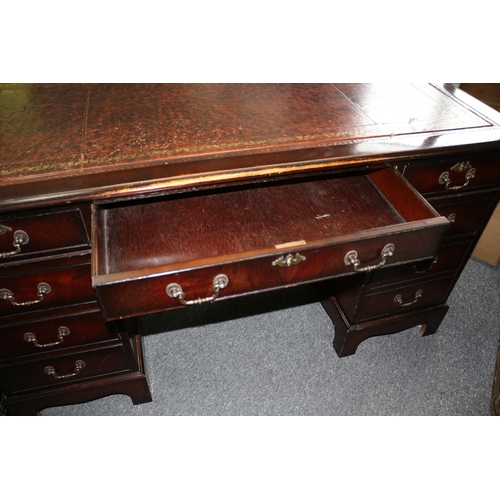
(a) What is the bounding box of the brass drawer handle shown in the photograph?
[394,289,423,307]
[166,274,229,306]
[344,243,395,272]
[438,167,476,191]
[44,360,86,379]
[0,282,51,307]
[0,225,29,259]
[272,253,306,267]
[24,326,70,348]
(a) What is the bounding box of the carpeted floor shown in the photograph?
[41,257,500,416]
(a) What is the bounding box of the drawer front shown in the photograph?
[429,192,498,239]
[368,239,473,290]
[358,276,454,322]
[403,153,500,196]
[0,305,115,360]
[0,208,89,264]
[95,225,447,320]
[0,346,130,394]
[0,262,95,317]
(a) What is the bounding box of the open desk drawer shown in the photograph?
[91,168,449,320]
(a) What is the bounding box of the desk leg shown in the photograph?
[321,295,449,357]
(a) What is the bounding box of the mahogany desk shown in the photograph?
[1,84,500,416]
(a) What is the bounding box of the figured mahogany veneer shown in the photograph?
[0,256,95,318]
[402,153,500,196]
[1,83,500,415]
[0,304,118,360]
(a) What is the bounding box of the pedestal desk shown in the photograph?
[1,84,500,416]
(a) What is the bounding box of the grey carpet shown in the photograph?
[42,257,500,416]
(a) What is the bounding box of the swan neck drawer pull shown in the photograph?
[0,282,51,307]
[0,227,29,259]
[44,360,86,379]
[344,243,395,273]
[24,327,70,348]
[394,289,423,307]
[272,253,306,267]
[166,274,229,306]
[439,167,476,191]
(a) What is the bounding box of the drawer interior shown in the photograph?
[93,167,446,285]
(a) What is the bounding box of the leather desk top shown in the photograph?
[1,83,500,212]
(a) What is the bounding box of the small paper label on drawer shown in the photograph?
[275,240,307,249]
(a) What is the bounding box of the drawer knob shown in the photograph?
[344,243,395,272]
[166,274,229,306]
[272,253,306,267]
[24,326,70,348]
[0,282,51,307]
[0,227,29,259]
[438,168,476,191]
[394,289,423,307]
[44,360,86,379]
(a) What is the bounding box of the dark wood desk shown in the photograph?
[1,84,500,415]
